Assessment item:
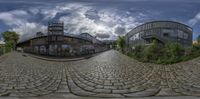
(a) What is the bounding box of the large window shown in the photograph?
[183,33,189,39]
[162,29,175,37]
[155,23,161,28]
[163,33,169,37]
[170,31,177,37]
[178,30,188,39]
[162,29,173,33]
[178,30,184,38]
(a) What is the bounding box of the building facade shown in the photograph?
[125,21,193,51]
[17,22,107,57]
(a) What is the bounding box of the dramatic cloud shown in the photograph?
[0,10,28,26]
[0,10,47,41]
[0,2,142,41]
[58,3,141,40]
[114,26,126,35]
[1,0,198,41]
[12,23,47,41]
[188,12,200,26]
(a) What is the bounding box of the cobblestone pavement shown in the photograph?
[1,50,200,98]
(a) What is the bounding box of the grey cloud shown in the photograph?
[0,10,28,26]
[11,22,47,42]
[85,9,100,20]
[59,4,142,39]
[114,26,126,35]
[188,12,200,26]
[0,2,144,41]
[0,9,47,41]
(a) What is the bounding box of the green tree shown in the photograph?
[165,43,183,57]
[117,36,125,53]
[133,44,145,59]
[191,43,200,58]
[2,31,19,52]
[143,40,160,62]
[163,43,184,63]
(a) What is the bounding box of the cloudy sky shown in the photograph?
[0,0,200,41]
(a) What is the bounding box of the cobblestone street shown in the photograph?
[1,50,200,98]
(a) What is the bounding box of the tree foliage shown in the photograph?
[161,43,184,64]
[133,45,145,58]
[117,36,125,53]
[143,40,160,61]
[129,41,199,64]
[165,43,183,57]
[2,31,19,52]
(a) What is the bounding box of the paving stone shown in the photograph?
[104,85,118,89]
[83,86,95,91]
[123,88,161,97]
[1,50,200,98]
[94,85,104,89]
[56,84,70,93]
[93,89,112,93]
[92,93,124,98]
[112,89,129,94]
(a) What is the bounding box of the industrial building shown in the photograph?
[17,22,107,57]
[125,21,193,51]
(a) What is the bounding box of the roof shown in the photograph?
[17,32,104,45]
[139,20,192,29]
[79,33,103,44]
[17,33,94,45]
[126,20,193,37]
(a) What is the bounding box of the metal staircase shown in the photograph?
[141,33,169,44]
